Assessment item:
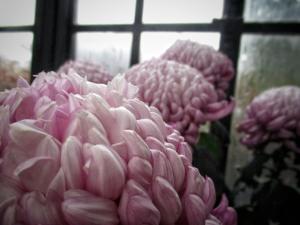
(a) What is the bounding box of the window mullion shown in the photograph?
[130,0,144,66]
[53,0,75,70]
[212,0,245,171]
[31,0,57,79]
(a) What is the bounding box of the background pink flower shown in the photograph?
[238,86,300,152]
[0,71,236,225]
[58,60,113,84]
[124,59,234,145]
[161,40,234,100]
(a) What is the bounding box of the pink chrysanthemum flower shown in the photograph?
[0,71,236,225]
[124,59,234,144]
[161,40,234,99]
[238,86,300,152]
[58,60,113,84]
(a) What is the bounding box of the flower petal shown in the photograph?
[15,156,59,193]
[21,191,65,225]
[128,156,152,188]
[61,136,84,189]
[63,190,119,225]
[119,180,160,225]
[152,176,182,225]
[122,130,151,161]
[86,145,125,200]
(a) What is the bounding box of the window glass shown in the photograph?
[0,0,36,26]
[76,0,136,24]
[226,34,300,187]
[0,32,33,90]
[75,32,132,76]
[140,32,220,62]
[244,0,300,22]
[143,0,223,23]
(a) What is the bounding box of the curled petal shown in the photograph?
[47,169,66,200]
[212,195,237,225]
[177,142,193,163]
[86,145,125,200]
[62,190,119,225]
[145,136,167,155]
[0,198,18,225]
[137,119,164,142]
[126,98,151,119]
[151,150,174,186]
[182,194,207,225]
[0,175,23,203]
[122,130,151,161]
[21,191,65,225]
[183,166,205,197]
[205,100,235,121]
[202,177,216,214]
[61,136,84,189]
[165,148,185,192]
[128,156,152,188]
[119,180,160,225]
[152,176,182,225]
[15,156,59,193]
[65,110,108,144]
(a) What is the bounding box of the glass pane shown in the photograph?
[226,35,300,188]
[75,32,132,76]
[143,0,223,23]
[0,0,36,26]
[244,0,300,22]
[0,32,32,91]
[76,0,136,24]
[140,32,220,62]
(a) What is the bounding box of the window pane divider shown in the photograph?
[72,23,222,33]
[243,22,300,34]
[0,26,34,32]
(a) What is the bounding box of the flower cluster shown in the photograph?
[238,86,300,152]
[125,59,234,145]
[58,60,113,84]
[161,40,234,99]
[0,71,236,225]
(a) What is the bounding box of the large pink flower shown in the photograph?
[238,86,300,152]
[0,71,236,225]
[124,59,234,144]
[161,40,234,99]
[58,60,113,84]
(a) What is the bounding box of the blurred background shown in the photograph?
[1,0,300,224]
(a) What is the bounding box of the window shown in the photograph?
[1,0,300,187]
[143,0,223,23]
[71,0,224,74]
[76,0,136,25]
[75,32,133,75]
[140,32,220,61]
[225,0,300,188]
[0,0,36,90]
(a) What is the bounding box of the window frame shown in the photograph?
[1,0,300,172]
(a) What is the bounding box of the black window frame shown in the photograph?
[1,0,300,170]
